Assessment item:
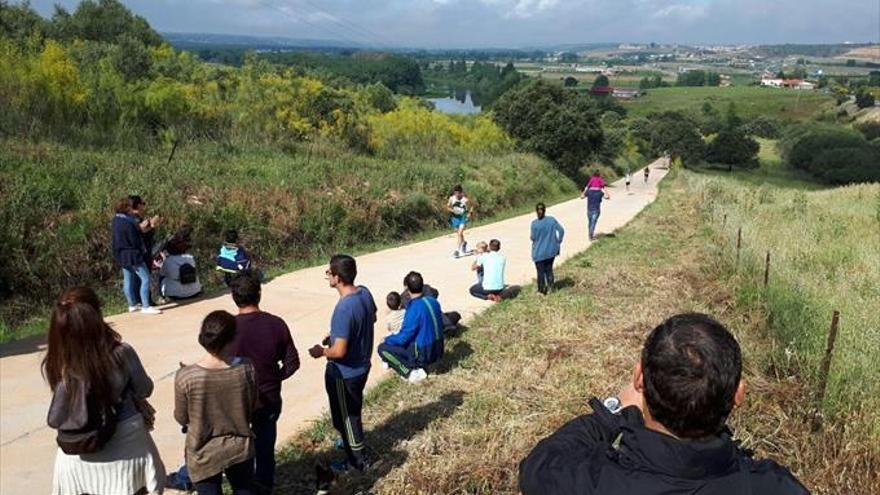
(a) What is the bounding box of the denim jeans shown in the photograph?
[122,263,152,308]
[251,405,281,490]
[587,209,601,240]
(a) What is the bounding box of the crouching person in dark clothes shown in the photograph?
[378,271,444,384]
[519,313,809,495]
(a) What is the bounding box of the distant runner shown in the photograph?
[624,171,632,193]
[447,185,471,258]
[644,166,650,184]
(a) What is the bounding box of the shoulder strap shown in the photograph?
[422,298,442,340]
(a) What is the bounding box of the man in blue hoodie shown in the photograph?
[378,271,444,384]
[530,203,565,295]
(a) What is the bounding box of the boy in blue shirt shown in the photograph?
[308,254,376,473]
[378,271,444,384]
[530,203,565,294]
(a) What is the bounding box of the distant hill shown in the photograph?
[162,32,363,50]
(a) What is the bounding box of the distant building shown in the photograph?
[612,88,641,99]
[761,77,815,90]
[590,86,614,96]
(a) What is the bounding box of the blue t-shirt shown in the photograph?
[329,286,377,378]
[586,189,604,212]
[477,252,506,291]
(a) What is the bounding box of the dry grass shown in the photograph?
[274,171,878,494]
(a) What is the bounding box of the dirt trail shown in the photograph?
[0,161,668,494]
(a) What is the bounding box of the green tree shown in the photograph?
[705,127,759,171]
[560,52,578,63]
[592,74,610,88]
[632,111,704,164]
[563,76,578,87]
[50,0,162,46]
[0,0,49,40]
[493,80,605,178]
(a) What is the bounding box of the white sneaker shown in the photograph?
[380,361,389,370]
[128,305,141,313]
[407,368,427,384]
[140,307,162,315]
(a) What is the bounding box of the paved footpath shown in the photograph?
[0,161,667,494]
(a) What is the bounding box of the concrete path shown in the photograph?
[0,160,667,494]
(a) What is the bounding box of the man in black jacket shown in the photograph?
[519,313,809,495]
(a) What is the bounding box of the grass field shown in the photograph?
[271,170,878,494]
[0,140,576,342]
[621,86,836,121]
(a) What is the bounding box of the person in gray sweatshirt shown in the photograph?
[530,203,565,294]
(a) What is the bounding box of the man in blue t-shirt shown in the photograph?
[309,254,377,473]
[469,239,507,302]
[378,271,444,383]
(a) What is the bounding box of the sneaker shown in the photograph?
[140,307,162,315]
[128,305,141,313]
[461,241,468,253]
[380,361,389,370]
[407,368,427,384]
[453,250,460,258]
[334,437,345,450]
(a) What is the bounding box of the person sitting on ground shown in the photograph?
[519,313,809,495]
[229,271,299,494]
[470,239,506,302]
[399,272,461,332]
[216,230,253,286]
[159,233,203,300]
[45,287,165,495]
[385,291,406,333]
[175,311,258,495]
[378,271,444,384]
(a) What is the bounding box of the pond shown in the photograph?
[427,90,482,115]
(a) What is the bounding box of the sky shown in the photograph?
[30,0,880,49]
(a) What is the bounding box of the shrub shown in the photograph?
[780,122,880,184]
[742,115,782,139]
[855,120,880,140]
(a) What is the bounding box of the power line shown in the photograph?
[255,0,368,49]
[294,0,394,49]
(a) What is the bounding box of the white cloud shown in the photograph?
[653,3,708,21]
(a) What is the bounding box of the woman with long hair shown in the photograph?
[44,287,165,495]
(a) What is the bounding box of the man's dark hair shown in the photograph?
[329,254,357,285]
[230,270,261,308]
[489,239,501,251]
[225,229,239,244]
[404,271,424,294]
[128,195,145,208]
[386,291,401,310]
[641,313,742,439]
[453,184,463,193]
[199,310,237,354]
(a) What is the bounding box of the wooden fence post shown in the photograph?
[813,310,841,431]
[763,251,771,288]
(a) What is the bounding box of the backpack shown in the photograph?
[54,388,119,455]
[178,262,197,284]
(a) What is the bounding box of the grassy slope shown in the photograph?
[621,86,836,121]
[272,170,878,494]
[0,140,576,342]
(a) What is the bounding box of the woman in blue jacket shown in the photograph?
[112,197,161,315]
[530,203,565,295]
[378,272,444,384]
